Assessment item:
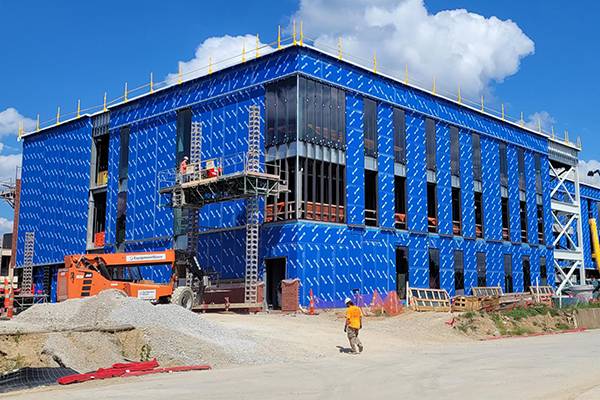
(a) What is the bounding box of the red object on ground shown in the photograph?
[369,289,384,315]
[382,291,403,316]
[58,359,176,385]
[309,288,315,315]
[122,365,211,377]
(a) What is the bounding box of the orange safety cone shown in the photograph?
[308,288,315,315]
[370,289,384,315]
[383,291,403,316]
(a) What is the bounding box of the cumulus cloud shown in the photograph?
[0,217,13,235]
[293,0,534,97]
[525,111,555,132]
[0,153,21,182]
[0,107,35,137]
[579,159,600,187]
[166,34,274,84]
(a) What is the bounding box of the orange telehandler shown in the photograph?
[56,249,205,309]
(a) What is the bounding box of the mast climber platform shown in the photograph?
[159,105,286,305]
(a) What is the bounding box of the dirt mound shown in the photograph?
[0,290,277,373]
[453,305,576,339]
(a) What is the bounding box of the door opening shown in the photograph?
[395,247,409,299]
[265,257,286,310]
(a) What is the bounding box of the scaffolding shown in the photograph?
[21,232,35,295]
[0,179,16,208]
[159,105,286,304]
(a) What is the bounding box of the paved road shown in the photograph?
[4,330,600,400]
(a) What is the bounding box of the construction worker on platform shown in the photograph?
[179,156,189,182]
[344,298,364,354]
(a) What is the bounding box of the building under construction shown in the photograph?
[11,41,600,308]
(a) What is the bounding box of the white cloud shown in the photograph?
[293,0,534,97]
[0,217,13,235]
[0,153,21,182]
[579,159,600,187]
[166,35,274,84]
[525,111,555,132]
[0,108,35,137]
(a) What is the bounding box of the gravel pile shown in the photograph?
[1,290,276,367]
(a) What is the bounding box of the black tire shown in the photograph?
[171,286,194,310]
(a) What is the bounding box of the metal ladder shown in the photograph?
[22,232,35,295]
[244,105,261,304]
[186,121,202,287]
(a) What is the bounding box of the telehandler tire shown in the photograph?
[171,286,194,310]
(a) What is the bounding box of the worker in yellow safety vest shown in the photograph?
[344,298,364,354]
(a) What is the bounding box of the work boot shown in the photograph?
[358,344,364,353]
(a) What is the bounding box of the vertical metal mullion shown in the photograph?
[284,158,289,220]
[320,159,324,221]
[303,157,308,219]
[328,161,333,222]
[312,158,317,219]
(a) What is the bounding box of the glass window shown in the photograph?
[504,254,513,293]
[476,252,486,287]
[175,109,191,165]
[499,142,508,187]
[425,118,436,170]
[450,126,460,176]
[454,250,464,295]
[92,191,107,237]
[474,191,484,238]
[540,257,547,286]
[501,196,510,241]
[520,200,528,242]
[534,154,542,194]
[537,204,545,244]
[523,256,531,291]
[393,108,406,164]
[394,176,407,230]
[363,98,377,157]
[116,191,127,245]
[427,183,438,233]
[266,77,297,146]
[429,248,440,289]
[518,148,526,191]
[472,133,482,181]
[365,170,378,226]
[452,187,461,235]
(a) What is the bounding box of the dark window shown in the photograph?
[537,204,545,244]
[394,176,407,230]
[116,125,130,248]
[429,248,440,289]
[396,247,409,299]
[296,157,345,223]
[523,256,531,292]
[118,126,130,185]
[499,142,508,187]
[504,254,513,293]
[298,77,344,147]
[427,183,438,233]
[93,135,109,186]
[266,77,297,146]
[452,187,461,235]
[92,191,106,238]
[501,196,510,241]
[476,252,486,287]
[454,250,464,295]
[450,126,460,176]
[175,109,191,166]
[534,154,542,194]
[474,191,484,238]
[363,98,377,156]
[472,133,482,181]
[425,118,436,170]
[520,200,528,242]
[393,108,406,163]
[517,148,526,191]
[365,170,378,226]
[540,257,547,286]
[116,191,127,245]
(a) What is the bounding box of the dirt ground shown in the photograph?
[2,310,600,400]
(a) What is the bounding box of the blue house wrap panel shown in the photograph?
[463,239,477,294]
[511,247,525,293]
[481,136,502,241]
[377,104,395,229]
[458,129,475,238]
[581,200,593,268]
[105,127,120,248]
[487,242,504,287]
[506,145,522,243]
[17,118,92,266]
[435,123,452,236]
[540,156,554,246]
[345,93,365,226]
[405,112,427,233]
[408,234,429,288]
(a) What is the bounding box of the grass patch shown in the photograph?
[463,311,477,319]
[503,305,554,320]
[555,323,571,330]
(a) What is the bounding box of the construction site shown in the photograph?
[2,27,600,399]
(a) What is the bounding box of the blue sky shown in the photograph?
[0,0,598,233]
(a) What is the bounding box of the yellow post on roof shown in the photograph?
[501,104,505,120]
[150,72,154,93]
[432,76,436,95]
[124,82,128,102]
[299,21,304,46]
[36,114,40,131]
[103,92,107,112]
[256,34,260,58]
[551,125,555,138]
[277,26,282,49]
[337,37,342,60]
[520,112,524,126]
[537,118,542,132]
[242,42,246,63]
[457,85,461,104]
[293,20,297,45]
[56,106,60,125]
[373,51,377,73]
[404,64,408,84]
[481,95,484,112]
[178,62,183,84]
[77,99,81,118]
[208,57,213,75]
